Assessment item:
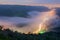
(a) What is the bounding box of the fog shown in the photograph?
[0,8,60,34]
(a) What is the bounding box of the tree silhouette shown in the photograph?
[0,25,3,30]
[0,26,60,40]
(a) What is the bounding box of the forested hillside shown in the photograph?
[0,26,60,40]
[0,5,49,17]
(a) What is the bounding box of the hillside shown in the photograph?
[0,26,60,40]
[0,5,50,17]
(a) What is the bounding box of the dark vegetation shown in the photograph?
[0,26,60,40]
[0,5,50,18]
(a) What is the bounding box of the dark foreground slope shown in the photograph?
[0,26,60,40]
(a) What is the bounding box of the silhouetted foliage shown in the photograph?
[0,26,60,40]
[0,25,3,29]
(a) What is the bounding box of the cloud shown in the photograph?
[0,8,59,34]
[0,0,60,5]
[35,0,60,4]
[0,0,35,4]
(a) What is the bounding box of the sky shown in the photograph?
[0,0,60,5]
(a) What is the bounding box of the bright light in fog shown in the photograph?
[0,8,58,34]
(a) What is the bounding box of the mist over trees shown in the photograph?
[0,5,60,40]
[0,25,60,40]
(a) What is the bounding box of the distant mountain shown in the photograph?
[0,5,50,17]
[55,8,60,17]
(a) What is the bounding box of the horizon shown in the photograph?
[0,4,60,9]
[0,0,60,5]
